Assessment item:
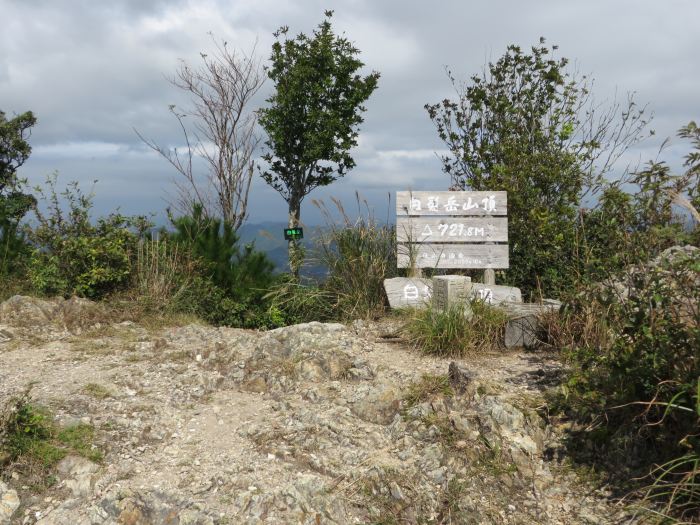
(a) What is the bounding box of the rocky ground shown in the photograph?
[0,295,635,524]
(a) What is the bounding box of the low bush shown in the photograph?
[167,205,275,299]
[155,205,278,329]
[313,193,398,320]
[549,123,700,521]
[0,214,31,281]
[400,300,508,358]
[28,174,150,299]
[551,247,699,519]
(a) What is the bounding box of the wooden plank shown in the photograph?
[397,243,509,269]
[396,217,507,243]
[383,277,433,308]
[396,191,507,216]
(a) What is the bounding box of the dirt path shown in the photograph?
[0,298,632,524]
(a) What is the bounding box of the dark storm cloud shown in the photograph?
[1,0,698,224]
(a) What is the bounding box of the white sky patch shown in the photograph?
[33,142,151,160]
[376,149,448,161]
[334,14,423,74]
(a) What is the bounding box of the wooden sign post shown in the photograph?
[396,191,509,271]
[387,190,514,310]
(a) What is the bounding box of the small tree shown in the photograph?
[1,110,36,277]
[137,37,265,231]
[258,11,380,278]
[426,39,649,296]
[1,110,37,222]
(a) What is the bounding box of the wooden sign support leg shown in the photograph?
[409,266,423,278]
[484,241,495,285]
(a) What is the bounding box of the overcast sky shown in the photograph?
[2,0,698,226]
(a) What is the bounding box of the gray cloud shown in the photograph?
[1,0,698,225]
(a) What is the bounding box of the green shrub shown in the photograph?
[28,174,149,299]
[548,123,700,521]
[426,39,649,298]
[152,205,279,329]
[576,122,699,286]
[401,300,508,358]
[313,194,398,320]
[0,215,30,277]
[263,276,336,326]
[552,247,699,519]
[167,205,274,298]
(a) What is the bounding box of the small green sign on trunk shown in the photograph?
[284,227,304,240]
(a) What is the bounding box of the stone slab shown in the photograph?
[498,302,561,349]
[469,283,522,305]
[383,277,433,309]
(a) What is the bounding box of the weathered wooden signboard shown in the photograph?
[397,243,509,269]
[396,217,508,243]
[396,191,509,269]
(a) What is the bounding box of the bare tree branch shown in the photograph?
[136,36,265,231]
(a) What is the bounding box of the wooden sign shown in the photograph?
[396,217,508,243]
[397,243,508,269]
[396,190,508,270]
[396,191,507,216]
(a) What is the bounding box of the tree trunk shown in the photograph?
[288,199,302,280]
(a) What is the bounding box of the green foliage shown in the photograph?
[161,205,277,328]
[578,122,700,282]
[314,194,398,320]
[0,110,36,285]
[553,247,699,519]
[1,213,30,278]
[549,125,700,520]
[259,11,379,277]
[0,391,102,489]
[426,39,648,296]
[168,204,274,299]
[0,109,37,223]
[28,174,149,299]
[401,300,508,358]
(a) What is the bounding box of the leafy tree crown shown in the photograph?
[258,12,380,204]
